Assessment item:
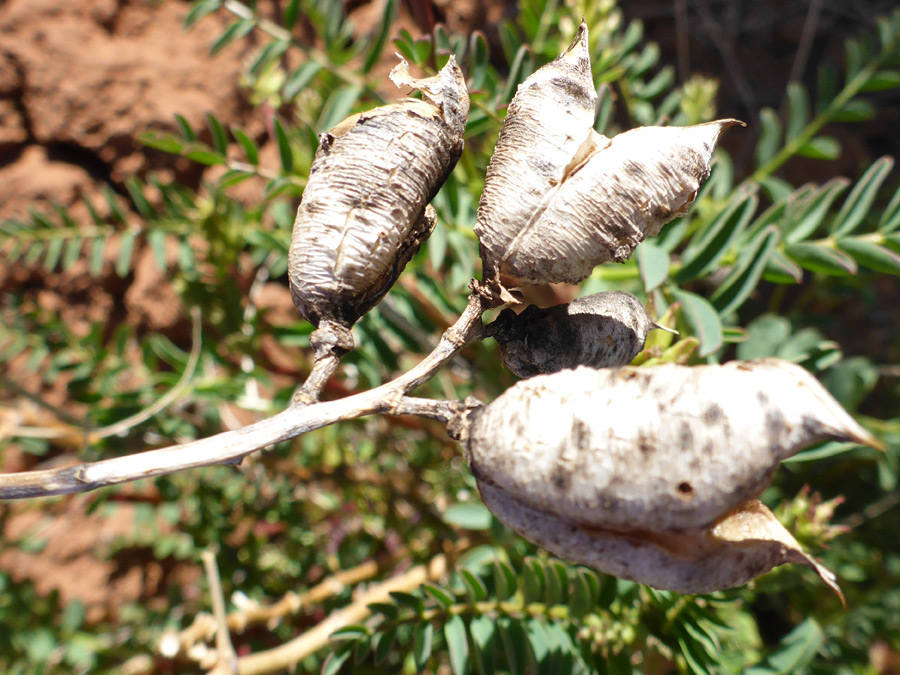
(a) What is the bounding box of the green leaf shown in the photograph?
[784,242,857,275]
[271,118,293,174]
[468,31,490,91]
[444,502,492,530]
[459,568,488,602]
[469,615,497,675]
[184,143,226,166]
[322,648,352,675]
[373,627,397,665]
[832,98,875,122]
[206,112,230,156]
[125,177,154,219]
[283,0,300,29]
[413,622,434,672]
[139,132,185,155]
[89,236,107,276]
[422,582,454,609]
[184,0,221,29]
[676,191,758,281]
[116,231,136,278]
[363,0,396,73]
[522,557,546,603]
[878,183,900,232]
[492,559,517,601]
[43,237,63,272]
[284,61,323,100]
[62,236,83,271]
[837,237,900,274]
[783,178,849,243]
[210,19,255,55]
[317,86,363,133]
[763,249,803,284]
[797,135,841,160]
[860,68,900,91]
[389,590,424,613]
[822,356,879,411]
[366,602,398,620]
[746,618,824,675]
[445,615,470,675]
[497,616,529,675]
[232,127,259,166]
[711,226,780,315]
[672,289,723,357]
[635,241,669,292]
[218,169,255,188]
[249,39,289,77]
[147,229,168,270]
[831,156,894,236]
[755,108,781,167]
[784,82,809,142]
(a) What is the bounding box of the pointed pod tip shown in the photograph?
[560,20,591,67]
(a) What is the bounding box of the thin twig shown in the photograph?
[235,553,449,675]
[202,551,238,675]
[0,287,495,500]
[6,307,203,443]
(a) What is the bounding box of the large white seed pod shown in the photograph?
[495,120,743,284]
[465,359,878,532]
[494,291,657,377]
[480,484,843,597]
[474,22,597,283]
[288,56,469,332]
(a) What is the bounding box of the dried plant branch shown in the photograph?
[0,287,494,500]
[235,553,449,675]
[202,551,238,675]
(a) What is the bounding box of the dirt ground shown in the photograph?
[1,0,899,635]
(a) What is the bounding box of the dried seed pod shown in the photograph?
[474,21,597,284]
[465,359,879,532]
[480,483,843,597]
[494,291,657,377]
[494,120,744,284]
[288,56,469,339]
[472,22,743,286]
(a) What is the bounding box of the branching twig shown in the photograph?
[202,551,238,675]
[235,553,449,675]
[0,287,495,500]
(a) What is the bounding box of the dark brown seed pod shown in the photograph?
[493,291,658,377]
[474,21,597,286]
[288,56,469,346]
[465,359,879,533]
[480,484,844,597]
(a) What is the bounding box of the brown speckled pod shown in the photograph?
[288,56,469,339]
[472,22,743,286]
[493,291,657,377]
[480,485,843,597]
[465,359,878,533]
[474,22,597,285]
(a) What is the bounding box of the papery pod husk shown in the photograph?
[494,291,657,377]
[492,120,744,284]
[465,359,879,532]
[474,22,597,286]
[479,484,844,597]
[288,56,469,338]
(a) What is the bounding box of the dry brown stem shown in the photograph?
[0,288,495,500]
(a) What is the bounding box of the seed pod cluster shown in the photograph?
[288,57,469,340]
[493,291,657,377]
[462,359,878,592]
[474,22,743,286]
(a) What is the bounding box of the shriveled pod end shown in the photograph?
[390,54,470,140]
[479,481,843,597]
[494,291,656,377]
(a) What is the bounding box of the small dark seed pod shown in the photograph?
[288,57,469,339]
[493,291,656,377]
[465,359,878,533]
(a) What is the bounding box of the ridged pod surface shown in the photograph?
[495,120,743,284]
[494,291,656,377]
[288,57,469,332]
[465,359,877,532]
[472,20,742,285]
[480,485,843,596]
[474,22,597,284]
